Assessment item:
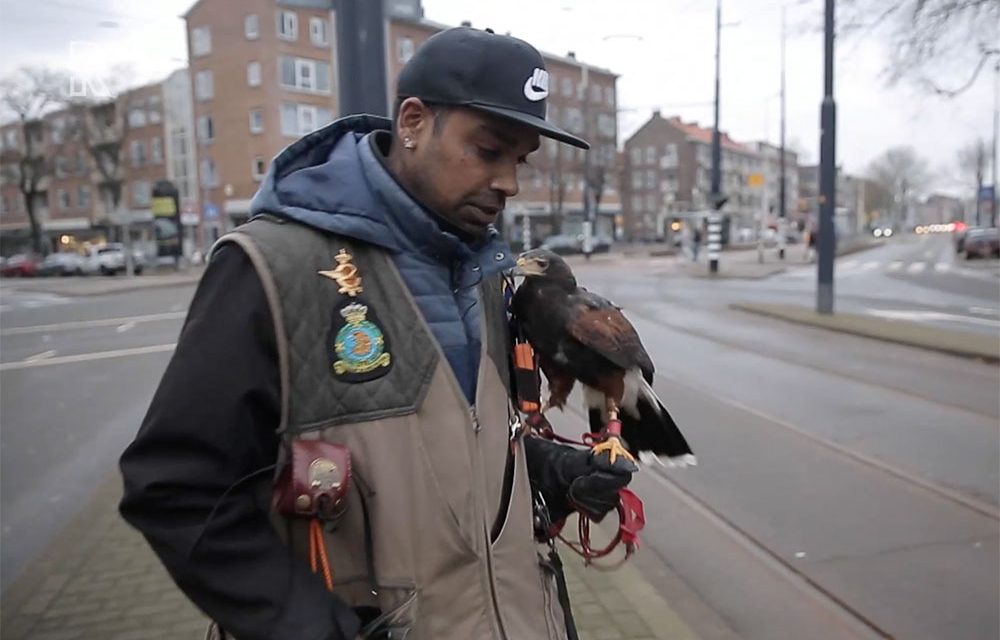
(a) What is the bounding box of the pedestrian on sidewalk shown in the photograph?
[805,222,817,262]
[691,226,703,262]
[119,27,633,640]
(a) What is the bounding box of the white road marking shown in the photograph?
[866,309,1000,328]
[116,321,136,333]
[861,262,879,270]
[934,262,951,272]
[906,262,926,274]
[887,261,904,272]
[841,260,857,269]
[0,311,185,336]
[969,307,999,316]
[23,349,56,362]
[0,343,176,372]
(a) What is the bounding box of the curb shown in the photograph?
[731,302,1000,363]
[0,275,203,298]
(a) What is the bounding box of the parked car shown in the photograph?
[82,244,145,276]
[38,252,86,277]
[956,225,982,254]
[0,254,41,277]
[541,234,582,255]
[963,227,1000,259]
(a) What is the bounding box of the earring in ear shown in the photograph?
[403,138,416,150]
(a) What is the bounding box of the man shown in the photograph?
[119,27,634,640]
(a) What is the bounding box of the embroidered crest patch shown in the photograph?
[329,300,392,382]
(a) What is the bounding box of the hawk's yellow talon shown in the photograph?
[591,436,635,465]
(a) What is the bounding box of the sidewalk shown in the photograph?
[0,267,205,298]
[731,301,1000,363]
[1,472,711,640]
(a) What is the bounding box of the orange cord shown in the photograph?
[308,519,334,591]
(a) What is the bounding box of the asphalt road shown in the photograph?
[1,238,997,638]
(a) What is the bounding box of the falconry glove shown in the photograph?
[524,436,637,523]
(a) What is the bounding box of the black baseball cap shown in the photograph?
[396,27,590,150]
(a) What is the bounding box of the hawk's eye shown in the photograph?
[537,259,549,269]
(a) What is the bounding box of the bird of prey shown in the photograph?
[511,249,695,467]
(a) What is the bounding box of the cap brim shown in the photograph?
[468,103,590,150]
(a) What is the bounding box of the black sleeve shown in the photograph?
[119,245,361,640]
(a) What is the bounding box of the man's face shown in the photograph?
[395,100,540,237]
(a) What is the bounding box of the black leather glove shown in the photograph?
[523,436,637,524]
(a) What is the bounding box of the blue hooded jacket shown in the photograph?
[248,115,516,404]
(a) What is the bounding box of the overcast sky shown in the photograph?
[0,0,995,196]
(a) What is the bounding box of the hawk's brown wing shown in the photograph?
[565,295,654,374]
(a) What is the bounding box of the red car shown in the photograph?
[0,254,41,277]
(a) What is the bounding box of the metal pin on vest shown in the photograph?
[318,249,363,297]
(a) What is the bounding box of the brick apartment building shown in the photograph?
[798,165,885,235]
[0,75,198,256]
[622,111,765,242]
[182,0,620,245]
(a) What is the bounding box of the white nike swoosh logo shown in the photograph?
[523,79,548,101]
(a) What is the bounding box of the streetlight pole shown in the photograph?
[708,0,724,274]
[992,58,998,227]
[817,0,836,314]
[335,0,387,116]
[778,5,787,259]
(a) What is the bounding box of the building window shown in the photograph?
[195,70,214,101]
[645,146,656,164]
[197,115,214,143]
[249,108,264,133]
[51,117,65,144]
[597,113,615,137]
[128,106,147,128]
[646,194,656,211]
[57,189,70,210]
[590,85,601,103]
[151,137,163,163]
[247,61,262,87]
[309,17,328,46]
[605,86,615,106]
[397,37,415,63]
[646,170,656,189]
[191,26,211,56]
[277,10,298,40]
[54,155,67,178]
[561,77,573,97]
[252,156,267,180]
[131,140,145,168]
[200,158,218,187]
[78,185,90,209]
[133,180,151,206]
[279,56,331,93]
[631,195,642,212]
[245,14,259,39]
[280,102,332,136]
[76,150,87,174]
[631,172,642,189]
[630,147,642,166]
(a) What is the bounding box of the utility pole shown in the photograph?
[817,0,836,314]
[581,65,594,260]
[707,0,724,274]
[335,0,388,116]
[992,58,998,227]
[778,5,787,259]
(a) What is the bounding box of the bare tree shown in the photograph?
[840,0,999,96]
[0,67,69,255]
[62,65,139,274]
[868,146,932,227]
[538,142,568,237]
[956,137,989,224]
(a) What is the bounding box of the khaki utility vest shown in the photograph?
[219,217,567,640]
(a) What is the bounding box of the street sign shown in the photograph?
[204,203,219,221]
[748,173,765,188]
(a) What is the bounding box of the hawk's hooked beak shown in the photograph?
[511,256,545,277]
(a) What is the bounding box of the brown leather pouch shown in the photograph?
[273,439,352,521]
